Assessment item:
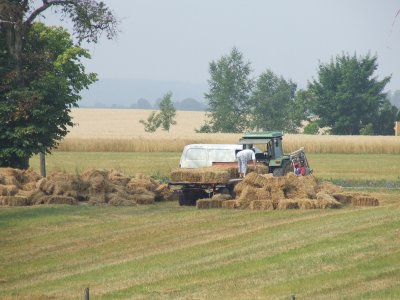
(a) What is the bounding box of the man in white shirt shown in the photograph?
[236,148,256,178]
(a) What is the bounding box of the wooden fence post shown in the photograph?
[84,287,89,300]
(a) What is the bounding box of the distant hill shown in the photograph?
[79,78,208,110]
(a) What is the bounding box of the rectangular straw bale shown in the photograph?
[277,199,299,210]
[212,193,232,201]
[170,166,236,183]
[297,199,317,209]
[210,199,225,208]
[196,198,212,209]
[0,196,30,206]
[247,165,269,174]
[255,188,271,200]
[43,196,77,205]
[352,196,379,207]
[250,200,274,210]
[236,186,258,209]
[316,192,342,208]
[270,187,285,202]
[233,180,246,195]
[243,172,260,186]
[134,193,155,205]
[332,193,352,204]
[222,200,237,209]
[0,184,18,196]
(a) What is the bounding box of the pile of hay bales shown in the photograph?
[0,168,173,207]
[196,172,379,210]
[170,165,266,184]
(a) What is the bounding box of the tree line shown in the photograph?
[198,47,399,135]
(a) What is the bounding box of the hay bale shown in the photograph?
[250,200,274,210]
[134,192,155,205]
[107,170,130,186]
[0,196,30,206]
[108,193,137,206]
[332,193,352,204]
[222,200,237,209]
[154,183,174,201]
[0,184,18,196]
[284,174,318,199]
[233,180,246,195]
[316,181,343,194]
[88,192,107,205]
[127,174,158,192]
[21,182,37,191]
[352,195,379,207]
[270,186,285,202]
[36,178,56,195]
[0,168,23,185]
[236,186,258,209]
[277,199,299,210]
[41,196,77,205]
[196,198,212,209]
[29,190,47,205]
[297,199,317,209]
[255,188,271,200]
[212,193,232,201]
[21,168,41,184]
[243,172,261,186]
[210,198,226,208]
[82,169,108,192]
[316,192,342,208]
[170,166,237,184]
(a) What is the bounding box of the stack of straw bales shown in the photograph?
[170,166,238,183]
[0,168,174,206]
[170,165,266,184]
[197,172,380,210]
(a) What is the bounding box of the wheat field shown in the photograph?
[60,108,400,153]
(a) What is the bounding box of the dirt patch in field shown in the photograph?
[197,172,380,210]
[0,168,174,206]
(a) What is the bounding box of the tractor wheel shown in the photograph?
[272,160,291,177]
[178,188,206,206]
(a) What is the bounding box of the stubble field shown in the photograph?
[2,108,400,299]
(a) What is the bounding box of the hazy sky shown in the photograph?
[42,0,400,91]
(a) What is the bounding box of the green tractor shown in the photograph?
[239,131,311,176]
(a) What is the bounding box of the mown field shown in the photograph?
[1,190,399,299]
[1,108,400,299]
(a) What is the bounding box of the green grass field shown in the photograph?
[1,196,399,299]
[1,152,399,299]
[30,152,400,183]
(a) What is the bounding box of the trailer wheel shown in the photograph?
[179,188,207,206]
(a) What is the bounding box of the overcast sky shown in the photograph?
[42,0,400,92]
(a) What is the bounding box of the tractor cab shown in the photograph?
[239,131,310,176]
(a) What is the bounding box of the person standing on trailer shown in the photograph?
[236,147,256,178]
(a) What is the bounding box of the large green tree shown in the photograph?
[250,69,303,133]
[0,0,118,168]
[0,23,96,168]
[204,47,253,133]
[308,53,391,135]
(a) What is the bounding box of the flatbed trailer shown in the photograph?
[168,178,242,206]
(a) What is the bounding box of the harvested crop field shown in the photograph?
[0,168,173,207]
